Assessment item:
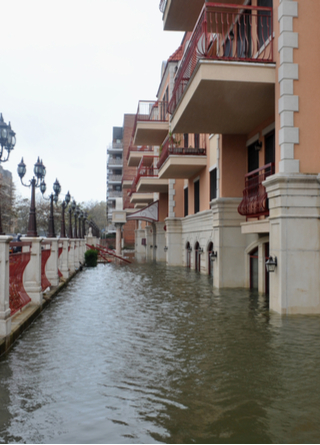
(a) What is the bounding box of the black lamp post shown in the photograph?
[41,178,61,238]
[78,211,84,239]
[60,191,71,238]
[17,157,46,237]
[0,114,16,234]
[68,199,76,238]
[74,206,79,239]
[82,212,87,239]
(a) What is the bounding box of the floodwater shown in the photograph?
[1,262,320,444]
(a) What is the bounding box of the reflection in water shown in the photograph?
[0,262,320,443]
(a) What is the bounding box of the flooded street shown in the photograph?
[1,262,320,443]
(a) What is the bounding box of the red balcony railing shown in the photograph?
[168,2,274,115]
[41,243,52,291]
[238,162,275,219]
[126,144,153,161]
[132,156,160,191]
[133,100,169,138]
[157,135,206,170]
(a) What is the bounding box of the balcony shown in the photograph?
[108,174,122,183]
[133,156,168,193]
[157,135,207,179]
[238,163,275,220]
[168,2,275,135]
[107,190,122,199]
[127,144,154,167]
[108,158,123,167]
[133,100,169,146]
[130,193,154,206]
[122,173,136,189]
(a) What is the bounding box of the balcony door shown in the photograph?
[265,130,275,165]
[237,6,252,59]
[248,142,259,173]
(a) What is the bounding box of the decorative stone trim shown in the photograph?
[278,0,299,173]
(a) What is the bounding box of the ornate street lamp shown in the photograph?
[60,191,71,238]
[0,114,16,234]
[82,212,87,239]
[68,199,76,238]
[74,206,79,239]
[17,157,46,237]
[265,256,277,273]
[41,178,61,238]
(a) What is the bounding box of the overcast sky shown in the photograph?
[0,0,183,205]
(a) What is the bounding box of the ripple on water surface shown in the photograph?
[1,262,320,443]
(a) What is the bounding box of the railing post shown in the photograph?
[0,236,12,337]
[46,239,59,287]
[68,240,75,274]
[23,237,43,305]
[59,238,70,279]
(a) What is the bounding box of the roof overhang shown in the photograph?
[170,60,276,135]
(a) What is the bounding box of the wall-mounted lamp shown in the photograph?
[254,140,262,152]
[187,246,192,252]
[150,245,153,249]
[198,247,204,254]
[265,256,277,273]
[164,246,168,252]
[210,251,218,261]
[154,245,157,249]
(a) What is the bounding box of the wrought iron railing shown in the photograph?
[238,162,275,219]
[157,135,206,170]
[132,157,160,190]
[168,2,274,115]
[159,0,167,13]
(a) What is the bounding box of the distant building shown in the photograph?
[0,165,14,233]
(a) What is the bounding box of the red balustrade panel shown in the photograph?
[41,247,52,291]
[58,245,63,278]
[9,249,31,316]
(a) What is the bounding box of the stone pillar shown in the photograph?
[155,221,166,262]
[59,238,70,279]
[145,225,154,261]
[135,228,147,261]
[265,174,320,314]
[45,239,59,287]
[115,225,123,256]
[165,217,183,266]
[23,237,43,305]
[74,239,80,270]
[68,240,75,274]
[211,198,247,288]
[0,236,12,337]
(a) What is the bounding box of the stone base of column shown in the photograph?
[211,198,247,288]
[165,218,183,266]
[265,173,320,314]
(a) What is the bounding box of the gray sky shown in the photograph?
[0,0,183,204]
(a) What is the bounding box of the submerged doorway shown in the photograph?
[249,247,259,290]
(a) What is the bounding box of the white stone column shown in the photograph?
[265,173,320,314]
[211,198,247,288]
[135,228,147,261]
[155,222,166,262]
[165,217,183,266]
[68,240,75,274]
[278,0,300,173]
[46,239,59,287]
[145,225,154,261]
[59,238,70,279]
[23,237,43,305]
[115,225,122,256]
[0,236,12,337]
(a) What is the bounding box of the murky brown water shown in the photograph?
[1,262,320,443]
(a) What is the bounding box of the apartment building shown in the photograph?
[127,0,320,314]
[106,126,123,233]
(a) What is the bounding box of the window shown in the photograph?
[210,169,217,201]
[184,188,188,217]
[258,0,273,47]
[184,134,189,148]
[194,180,200,214]
[264,131,275,165]
[194,134,199,149]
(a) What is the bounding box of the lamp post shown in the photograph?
[17,157,46,237]
[74,206,79,239]
[41,179,61,238]
[60,191,71,238]
[0,114,16,234]
[82,212,87,239]
[68,199,76,238]
[78,211,84,239]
